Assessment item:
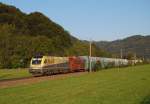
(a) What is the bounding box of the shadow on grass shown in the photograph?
[141,95,150,104]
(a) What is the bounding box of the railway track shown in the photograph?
[0,72,87,89]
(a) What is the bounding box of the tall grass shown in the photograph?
[0,69,31,81]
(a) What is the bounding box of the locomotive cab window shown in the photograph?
[32,60,41,65]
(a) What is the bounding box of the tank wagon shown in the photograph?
[29,55,136,76]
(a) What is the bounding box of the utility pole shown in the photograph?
[89,40,92,72]
[120,48,123,59]
[134,53,136,60]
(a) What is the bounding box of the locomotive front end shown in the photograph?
[29,56,43,76]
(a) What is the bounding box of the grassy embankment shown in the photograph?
[0,64,150,104]
[0,69,31,81]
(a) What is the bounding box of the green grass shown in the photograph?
[0,64,150,104]
[0,69,31,81]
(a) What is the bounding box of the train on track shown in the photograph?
[29,56,141,76]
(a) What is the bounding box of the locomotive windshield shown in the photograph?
[32,59,41,65]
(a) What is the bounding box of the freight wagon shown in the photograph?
[80,56,128,70]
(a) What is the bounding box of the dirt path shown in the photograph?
[0,72,87,89]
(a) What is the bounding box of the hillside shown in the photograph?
[95,35,150,59]
[0,2,73,68]
[0,3,108,68]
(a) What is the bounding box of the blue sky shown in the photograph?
[1,0,150,41]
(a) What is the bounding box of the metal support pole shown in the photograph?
[89,40,92,72]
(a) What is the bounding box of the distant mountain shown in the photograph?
[95,35,150,59]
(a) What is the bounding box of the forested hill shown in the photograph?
[0,3,109,68]
[95,35,150,59]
